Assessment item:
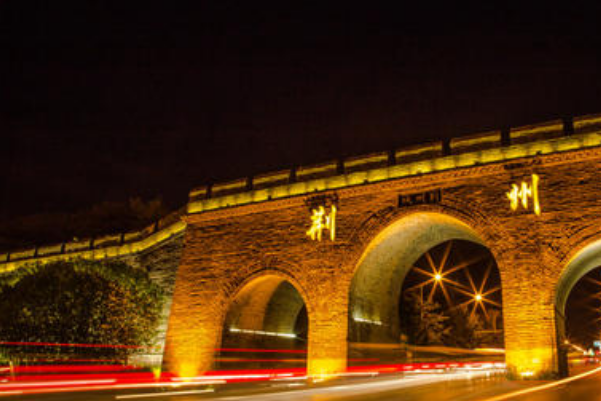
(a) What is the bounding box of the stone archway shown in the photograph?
[163,265,312,378]
[347,211,502,365]
[349,212,486,345]
[218,273,309,370]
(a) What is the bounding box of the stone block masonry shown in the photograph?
[166,113,601,379]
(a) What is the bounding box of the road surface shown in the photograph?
[6,367,601,400]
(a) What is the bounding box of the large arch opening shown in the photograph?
[349,212,504,367]
[217,275,308,371]
[556,238,601,376]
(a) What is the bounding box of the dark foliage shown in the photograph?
[446,306,482,349]
[402,291,451,345]
[0,259,164,362]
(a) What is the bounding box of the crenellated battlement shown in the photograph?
[186,113,601,214]
[0,207,187,273]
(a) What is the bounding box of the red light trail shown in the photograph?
[0,361,507,397]
[0,341,510,397]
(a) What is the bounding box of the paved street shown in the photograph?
[490,367,601,401]
[6,367,601,401]
[1,371,527,401]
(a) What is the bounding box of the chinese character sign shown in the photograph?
[306,205,337,241]
[506,174,541,216]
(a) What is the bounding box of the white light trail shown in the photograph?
[479,365,601,401]
[229,327,296,338]
[115,389,214,399]
[352,316,383,326]
[218,370,502,401]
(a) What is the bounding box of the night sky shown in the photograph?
[2,3,601,218]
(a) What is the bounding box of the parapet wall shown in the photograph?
[187,113,601,214]
[0,207,187,274]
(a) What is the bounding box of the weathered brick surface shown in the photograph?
[135,234,184,363]
[90,234,185,366]
[165,141,601,380]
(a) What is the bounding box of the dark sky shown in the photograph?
[2,2,601,218]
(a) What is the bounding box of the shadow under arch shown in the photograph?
[349,211,495,357]
[218,270,310,370]
[556,237,601,314]
[554,235,601,376]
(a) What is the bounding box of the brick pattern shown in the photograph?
[164,143,601,379]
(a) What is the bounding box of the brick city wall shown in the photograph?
[165,113,601,379]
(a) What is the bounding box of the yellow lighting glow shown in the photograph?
[306,205,337,241]
[506,347,554,379]
[308,358,346,382]
[450,261,501,320]
[353,316,383,326]
[229,327,296,339]
[406,241,490,308]
[506,174,541,216]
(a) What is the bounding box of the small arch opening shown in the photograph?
[218,275,308,370]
